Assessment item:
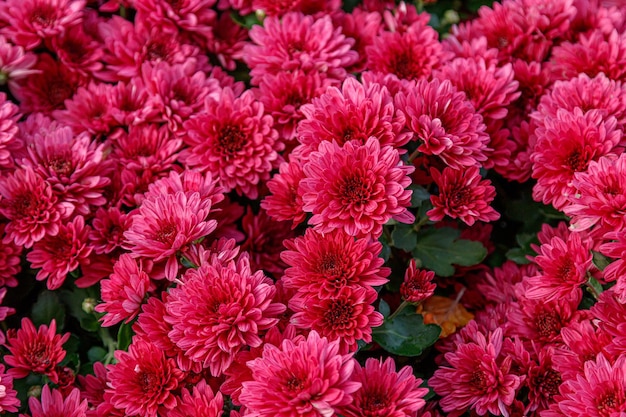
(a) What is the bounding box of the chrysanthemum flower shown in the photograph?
[338,357,428,417]
[89,207,133,255]
[241,208,294,276]
[0,92,21,169]
[550,29,626,82]
[243,12,358,85]
[4,318,69,382]
[133,0,216,38]
[565,154,626,233]
[429,327,521,417]
[165,380,224,417]
[28,386,88,417]
[0,166,73,248]
[531,108,622,210]
[591,290,626,357]
[300,136,414,239]
[506,296,578,344]
[297,77,410,156]
[77,361,108,415]
[401,259,436,303]
[239,330,360,417]
[281,228,390,298]
[96,254,154,327]
[0,224,21,288]
[369,14,448,79]
[0,36,38,90]
[108,77,160,126]
[261,160,306,228]
[290,285,382,354]
[523,233,593,303]
[26,215,92,290]
[49,24,103,78]
[526,347,563,413]
[428,166,499,226]
[395,78,489,169]
[22,125,112,216]
[257,70,335,140]
[142,61,221,133]
[332,8,381,73]
[165,257,285,376]
[252,0,340,17]
[556,354,626,417]
[106,339,184,417]
[52,82,114,136]
[143,169,223,212]
[12,53,85,114]
[0,0,85,50]
[0,364,19,413]
[181,88,278,199]
[124,191,217,280]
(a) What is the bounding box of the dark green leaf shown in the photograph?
[410,185,431,208]
[412,227,487,276]
[592,251,611,271]
[378,299,391,318]
[31,291,66,329]
[80,315,101,333]
[117,322,134,351]
[372,311,440,356]
[391,224,418,251]
[379,239,391,262]
[505,233,538,264]
[87,346,108,363]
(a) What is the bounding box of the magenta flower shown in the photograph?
[239,331,360,417]
[401,259,436,303]
[300,136,414,239]
[28,386,88,417]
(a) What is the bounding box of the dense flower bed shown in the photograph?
[0,0,626,415]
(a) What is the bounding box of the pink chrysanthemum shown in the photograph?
[0,224,21,288]
[0,36,38,90]
[165,380,224,417]
[550,29,626,82]
[52,82,114,136]
[22,125,112,216]
[4,318,69,382]
[77,361,108,415]
[143,169,224,212]
[49,24,103,78]
[181,88,278,199]
[97,16,204,82]
[251,0,340,17]
[281,227,390,298]
[332,8,382,73]
[526,347,564,413]
[296,77,410,156]
[26,215,92,290]
[531,73,626,135]
[0,166,73,248]
[165,257,285,376]
[96,254,154,327]
[240,208,294,276]
[339,357,428,417]
[290,285,383,354]
[28,386,88,417]
[565,154,626,233]
[261,159,306,228]
[256,70,333,141]
[300,136,414,239]
[523,233,593,303]
[108,77,159,127]
[243,12,358,85]
[506,296,578,344]
[0,0,85,50]
[124,192,217,280]
[0,364,19,413]
[401,259,436,303]
[89,207,133,255]
[429,327,521,417]
[366,18,449,81]
[395,78,489,169]
[0,92,21,169]
[531,108,623,210]
[556,354,626,417]
[239,330,360,417]
[142,61,221,133]
[106,339,184,417]
[427,166,499,226]
[133,0,216,38]
[12,53,85,114]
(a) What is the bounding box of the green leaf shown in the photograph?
[505,233,538,265]
[372,311,441,356]
[412,227,487,276]
[592,251,611,271]
[379,239,391,262]
[410,185,431,208]
[117,322,134,351]
[391,224,418,251]
[31,291,66,329]
[378,299,391,318]
[87,346,108,363]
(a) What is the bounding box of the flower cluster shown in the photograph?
[0,0,625,416]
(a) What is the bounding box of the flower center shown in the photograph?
[535,312,561,339]
[155,223,177,245]
[470,369,488,391]
[340,174,371,206]
[324,299,353,328]
[564,148,590,172]
[286,375,305,392]
[30,5,56,27]
[46,154,73,177]
[535,368,562,400]
[450,186,472,207]
[362,392,390,414]
[217,125,246,155]
[598,391,624,416]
